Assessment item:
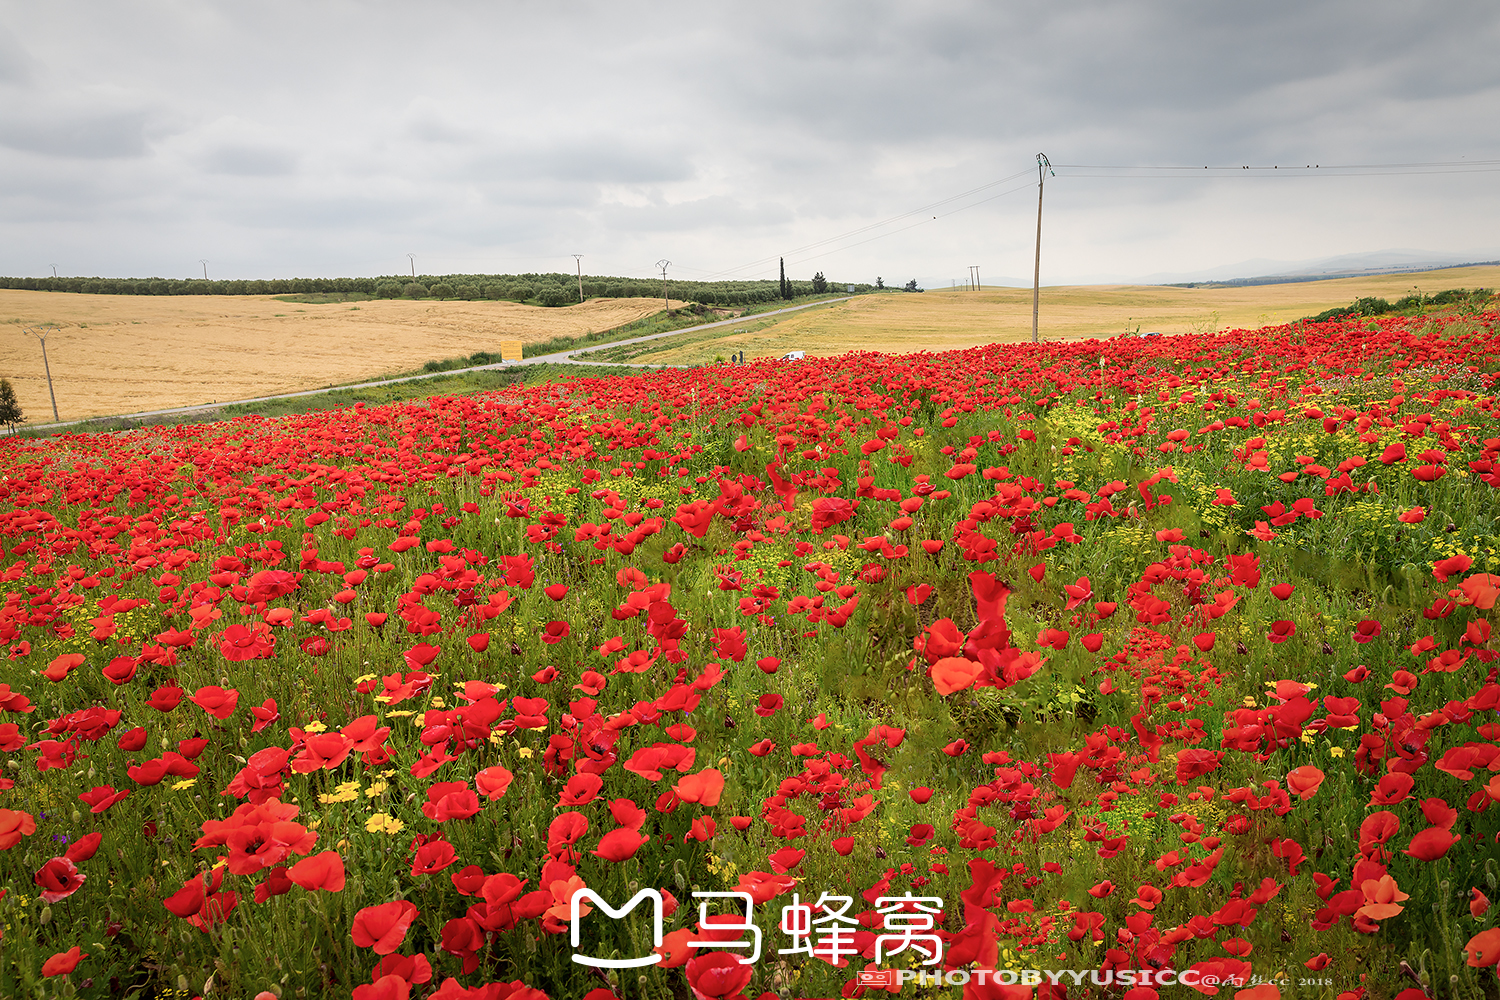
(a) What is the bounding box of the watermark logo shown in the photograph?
[569,889,946,970]
[569,888,663,968]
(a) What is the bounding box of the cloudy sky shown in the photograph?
[2,0,1498,287]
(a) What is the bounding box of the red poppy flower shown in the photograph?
[930,657,983,696]
[1130,884,1163,909]
[1175,749,1223,785]
[1285,766,1325,800]
[474,767,514,800]
[409,840,458,876]
[256,866,294,903]
[249,698,280,733]
[1266,620,1296,643]
[909,787,933,804]
[146,685,184,712]
[574,669,607,694]
[685,951,753,999]
[101,655,137,685]
[1468,927,1500,967]
[753,694,783,717]
[191,685,240,720]
[1370,773,1413,807]
[422,782,481,822]
[1404,827,1458,862]
[288,851,347,891]
[593,827,648,862]
[40,947,86,977]
[559,773,603,807]
[34,857,86,902]
[351,900,419,954]
[942,740,968,757]
[674,768,725,807]
[540,621,570,644]
[65,832,102,863]
[43,653,86,683]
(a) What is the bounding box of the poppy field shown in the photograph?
[2,306,1500,1000]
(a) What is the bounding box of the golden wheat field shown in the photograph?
[0,293,679,422]
[2,264,1496,422]
[619,264,1500,366]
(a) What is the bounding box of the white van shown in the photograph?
[781,351,806,361]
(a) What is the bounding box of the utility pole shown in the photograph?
[974,265,980,291]
[1032,153,1053,344]
[572,254,585,302]
[50,264,57,278]
[25,325,61,422]
[200,259,209,280]
[407,253,417,277]
[656,259,671,313]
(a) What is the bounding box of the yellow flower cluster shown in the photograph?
[319,781,361,805]
[365,813,405,835]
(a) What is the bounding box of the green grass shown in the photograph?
[13,364,635,437]
[272,292,376,304]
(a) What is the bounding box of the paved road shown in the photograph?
[25,297,851,432]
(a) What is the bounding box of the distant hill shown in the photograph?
[1145,248,1500,287]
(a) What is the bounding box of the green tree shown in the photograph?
[403,282,428,299]
[812,271,827,293]
[875,276,884,289]
[429,283,456,300]
[0,379,21,435]
[779,258,790,300]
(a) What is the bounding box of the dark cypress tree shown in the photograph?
[779,258,789,300]
[0,379,21,435]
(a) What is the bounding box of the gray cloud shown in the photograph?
[0,0,1496,284]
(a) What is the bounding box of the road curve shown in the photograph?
[24,297,852,432]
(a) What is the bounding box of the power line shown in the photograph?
[694,167,1036,281]
[1053,158,1500,178]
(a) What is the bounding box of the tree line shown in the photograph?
[0,272,877,307]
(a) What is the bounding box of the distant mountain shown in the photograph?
[1138,248,1500,287]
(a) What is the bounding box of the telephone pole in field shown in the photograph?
[572,255,585,302]
[24,325,61,422]
[656,260,671,313]
[1031,153,1053,344]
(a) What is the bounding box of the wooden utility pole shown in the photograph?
[1032,153,1053,344]
[572,255,585,302]
[25,325,61,422]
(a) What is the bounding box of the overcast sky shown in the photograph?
[2,1,1498,287]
